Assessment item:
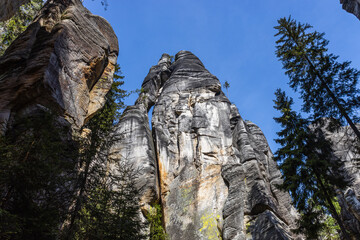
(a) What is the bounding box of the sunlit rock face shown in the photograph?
[122,50,299,239]
[152,51,232,239]
[0,0,118,132]
[0,0,30,21]
[341,0,360,20]
[109,54,173,213]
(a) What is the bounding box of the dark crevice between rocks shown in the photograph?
[248,203,289,226]
[194,130,202,173]
[150,108,167,234]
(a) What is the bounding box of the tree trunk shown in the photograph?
[287,27,360,140]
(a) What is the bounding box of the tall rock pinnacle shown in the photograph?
[119,51,300,239]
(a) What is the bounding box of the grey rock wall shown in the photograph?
[109,54,172,213]
[341,0,360,20]
[0,0,118,132]
[110,105,159,211]
[152,51,231,239]
[322,124,360,237]
[231,118,299,239]
[122,50,300,239]
[0,0,30,21]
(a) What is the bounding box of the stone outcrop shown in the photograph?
[0,0,118,132]
[322,124,360,237]
[341,0,360,20]
[152,51,231,239]
[109,54,173,211]
[0,0,30,21]
[0,1,300,234]
[229,117,299,240]
[120,51,300,239]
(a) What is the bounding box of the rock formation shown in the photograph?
[118,51,300,239]
[0,0,30,21]
[0,0,301,237]
[0,0,118,133]
[0,0,120,237]
[322,124,360,238]
[341,0,360,20]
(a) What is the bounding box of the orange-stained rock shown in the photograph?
[0,0,118,132]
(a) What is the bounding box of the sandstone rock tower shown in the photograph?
[0,0,118,133]
[0,0,300,237]
[115,51,300,240]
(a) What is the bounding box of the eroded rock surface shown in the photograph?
[152,51,232,239]
[109,54,172,213]
[322,124,360,237]
[231,118,298,239]
[110,105,159,210]
[123,50,300,239]
[0,0,30,21]
[0,0,118,132]
[341,0,360,20]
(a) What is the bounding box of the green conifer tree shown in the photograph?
[0,111,77,239]
[223,81,230,97]
[75,161,147,240]
[274,16,360,139]
[273,89,350,239]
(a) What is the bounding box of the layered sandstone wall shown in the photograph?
[118,51,301,239]
[0,0,118,133]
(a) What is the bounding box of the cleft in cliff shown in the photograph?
[109,54,172,214]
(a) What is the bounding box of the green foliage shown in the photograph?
[63,65,149,239]
[274,16,360,136]
[0,0,44,55]
[0,111,77,240]
[297,198,341,240]
[273,89,348,239]
[223,81,230,97]
[147,204,168,240]
[87,63,127,133]
[74,161,147,240]
[319,210,341,240]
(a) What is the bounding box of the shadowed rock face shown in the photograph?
[0,0,118,132]
[230,118,298,240]
[321,124,360,238]
[0,0,30,21]
[341,0,360,20]
[119,50,300,239]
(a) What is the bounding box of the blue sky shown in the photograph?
[84,0,360,152]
